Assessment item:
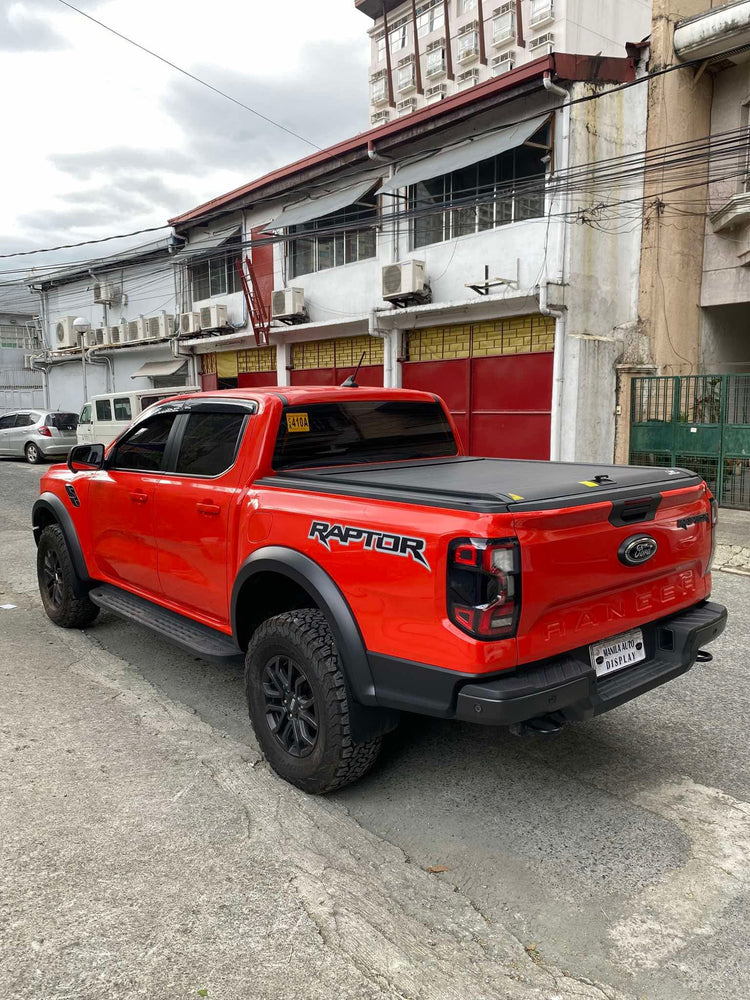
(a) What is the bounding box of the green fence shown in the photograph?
[630,374,750,510]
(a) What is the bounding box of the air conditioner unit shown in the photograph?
[370,68,388,79]
[106,324,123,345]
[457,68,480,88]
[382,260,429,303]
[529,0,554,28]
[397,98,418,115]
[84,328,99,348]
[146,313,175,340]
[271,287,306,321]
[458,19,480,34]
[397,54,414,67]
[426,83,447,102]
[493,1,514,13]
[127,318,149,343]
[529,31,554,54]
[93,281,119,305]
[492,53,515,76]
[53,317,81,350]
[179,312,201,335]
[371,109,391,126]
[426,38,444,52]
[199,304,228,330]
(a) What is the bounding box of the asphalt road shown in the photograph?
[3,456,749,1000]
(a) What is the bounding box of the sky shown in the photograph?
[0,0,371,285]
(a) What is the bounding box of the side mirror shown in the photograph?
[67,443,105,473]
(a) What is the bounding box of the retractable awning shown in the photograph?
[377,113,550,195]
[180,225,241,258]
[130,359,186,380]
[263,176,382,230]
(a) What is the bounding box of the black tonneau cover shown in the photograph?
[260,457,702,513]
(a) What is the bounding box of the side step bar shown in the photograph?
[88,584,244,663]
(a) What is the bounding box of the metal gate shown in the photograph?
[629,374,750,510]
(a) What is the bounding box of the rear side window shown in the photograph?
[14,413,35,427]
[113,398,132,421]
[111,413,175,472]
[174,412,246,477]
[272,400,457,470]
[46,412,78,430]
[95,399,112,421]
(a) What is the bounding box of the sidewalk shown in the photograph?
[0,581,628,1000]
[715,507,750,575]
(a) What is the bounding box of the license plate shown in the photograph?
[590,628,646,678]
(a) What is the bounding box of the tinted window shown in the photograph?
[273,401,457,470]
[0,414,15,430]
[96,399,112,421]
[79,404,92,424]
[111,413,175,472]
[174,412,245,476]
[113,398,132,421]
[46,412,78,430]
[14,413,35,427]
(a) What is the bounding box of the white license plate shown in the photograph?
[590,628,646,678]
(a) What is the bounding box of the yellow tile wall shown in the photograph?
[292,335,384,370]
[237,346,277,373]
[407,315,555,361]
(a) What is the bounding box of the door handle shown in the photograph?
[196,502,221,516]
[130,491,149,504]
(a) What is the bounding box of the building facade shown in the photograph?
[170,50,648,464]
[26,240,199,415]
[0,295,44,413]
[357,0,651,123]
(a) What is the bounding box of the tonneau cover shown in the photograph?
[263,457,702,513]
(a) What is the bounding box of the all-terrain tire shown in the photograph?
[245,609,382,794]
[37,524,100,629]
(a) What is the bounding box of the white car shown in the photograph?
[77,386,198,447]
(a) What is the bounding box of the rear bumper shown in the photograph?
[453,600,727,726]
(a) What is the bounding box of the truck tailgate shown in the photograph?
[511,483,713,664]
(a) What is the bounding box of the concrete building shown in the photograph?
[621,0,750,510]
[0,285,44,412]
[26,240,199,415]
[170,49,648,464]
[357,0,651,123]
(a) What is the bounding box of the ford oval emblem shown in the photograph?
[619,534,658,566]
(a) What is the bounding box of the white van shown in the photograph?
[77,386,199,446]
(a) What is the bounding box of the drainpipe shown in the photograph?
[543,72,568,99]
[539,280,566,462]
[85,343,114,392]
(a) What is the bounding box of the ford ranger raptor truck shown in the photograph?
[33,386,727,793]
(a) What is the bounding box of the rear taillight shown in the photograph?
[447,537,520,640]
[38,426,51,437]
[707,496,718,575]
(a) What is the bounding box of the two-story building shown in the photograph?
[26,239,200,414]
[170,49,648,464]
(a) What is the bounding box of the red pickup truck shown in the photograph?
[33,386,726,793]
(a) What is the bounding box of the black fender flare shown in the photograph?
[231,547,399,740]
[32,493,92,598]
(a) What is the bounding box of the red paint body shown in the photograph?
[39,387,714,677]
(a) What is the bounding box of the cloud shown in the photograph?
[0,0,68,51]
[161,39,370,183]
[51,147,202,180]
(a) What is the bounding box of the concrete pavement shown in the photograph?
[2,457,749,1000]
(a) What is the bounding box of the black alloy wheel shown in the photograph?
[42,548,64,609]
[262,654,318,758]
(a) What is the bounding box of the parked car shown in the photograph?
[33,386,726,793]
[77,386,198,447]
[0,409,78,464]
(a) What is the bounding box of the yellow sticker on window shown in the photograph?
[508,493,525,501]
[286,412,310,433]
[579,481,599,488]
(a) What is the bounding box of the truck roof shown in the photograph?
[161,386,439,405]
